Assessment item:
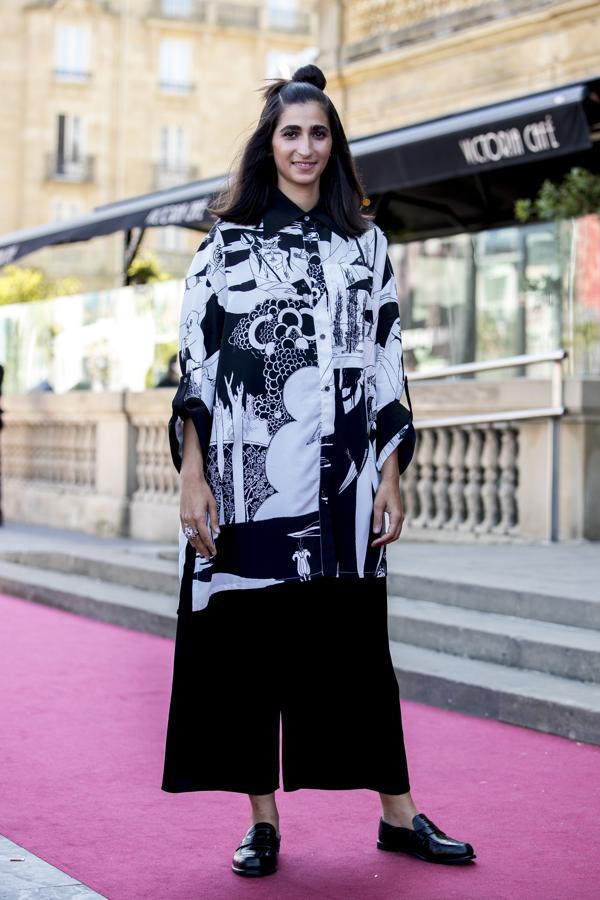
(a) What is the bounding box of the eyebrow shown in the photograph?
[279,123,330,131]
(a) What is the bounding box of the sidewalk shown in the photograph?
[2,520,599,603]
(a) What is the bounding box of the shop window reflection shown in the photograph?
[392,221,566,379]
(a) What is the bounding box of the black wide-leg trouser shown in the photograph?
[161,572,411,795]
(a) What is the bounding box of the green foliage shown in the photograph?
[0,265,81,305]
[127,253,171,284]
[515,167,600,223]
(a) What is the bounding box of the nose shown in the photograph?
[296,135,312,156]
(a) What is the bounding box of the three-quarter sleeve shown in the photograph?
[372,228,410,471]
[168,225,226,472]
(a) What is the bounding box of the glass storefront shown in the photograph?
[391,215,600,378]
[0,216,598,394]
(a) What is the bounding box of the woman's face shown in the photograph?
[271,101,332,190]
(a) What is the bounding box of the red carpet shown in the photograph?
[1,591,598,900]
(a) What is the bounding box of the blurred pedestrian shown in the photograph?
[161,64,475,878]
[155,353,180,388]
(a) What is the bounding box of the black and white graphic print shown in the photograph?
[169,189,407,611]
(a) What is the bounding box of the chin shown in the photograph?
[288,168,322,184]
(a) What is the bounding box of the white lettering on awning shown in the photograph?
[459,114,560,166]
[145,197,210,227]
[0,244,19,266]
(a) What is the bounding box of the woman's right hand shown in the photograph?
[180,471,220,560]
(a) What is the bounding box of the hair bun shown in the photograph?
[292,64,326,91]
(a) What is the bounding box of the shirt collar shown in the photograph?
[263,187,345,238]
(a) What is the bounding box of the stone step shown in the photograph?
[0,549,180,595]
[388,596,600,683]
[386,569,600,631]
[0,559,176,638]
[390,641,600,745]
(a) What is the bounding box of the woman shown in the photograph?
[161,64,475,877]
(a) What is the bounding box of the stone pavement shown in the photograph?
[0,835,106,900]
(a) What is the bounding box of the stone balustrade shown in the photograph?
[402,423,520,539]
[1,377,598,542]
[341,0,563,61]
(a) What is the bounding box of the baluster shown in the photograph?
[431,427,451,528]
[57,422,64,485]
[90,423,97,488]
[459,427,483,531]
[152,424,164,497]
[137,423,148,498]
[413,428,435,528]
[144,422,152,497]
[493,425,519,535]
[73,422,81,487]
[400,438,419,524]
[476,425,500,533]
[445,426,467,529]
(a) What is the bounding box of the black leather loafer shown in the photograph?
[377,814,476,864]
[232,822,280,877]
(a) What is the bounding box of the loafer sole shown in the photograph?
[231,864,278,877]
[377,841,476,864]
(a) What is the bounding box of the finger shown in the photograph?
[371,510,400,546]
[181,516,214,559]
[372,502,385,535]
[380,515,401,545]
[189,535,213,560]
[196,518,217,557]
[208,498,220,541]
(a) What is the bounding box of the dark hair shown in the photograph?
[209,64,370,237]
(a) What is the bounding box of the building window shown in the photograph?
[267,1,310,34]
[57,113,82,166]
[156,225,185,252]
[46,114,93,182]
[161,0,192,16]
[50,199,84,223]
[159,39,193,93]
[159,125,187,170]
[54,24,90,81]
[155,126,196,188]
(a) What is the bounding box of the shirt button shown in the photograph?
[320,333,326,340]
[304,215,310,221]
[324,385,330,392]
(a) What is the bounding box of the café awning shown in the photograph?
[355,80,600,239]
[0,174,225,268]
[1,78,599,266]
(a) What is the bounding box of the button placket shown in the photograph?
[300,220,335,431]
[298,218,337,576]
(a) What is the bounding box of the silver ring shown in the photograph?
[183,524,199,539]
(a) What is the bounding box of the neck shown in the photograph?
[277,179,320,211]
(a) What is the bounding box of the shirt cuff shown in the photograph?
[168,376,213,473]
[375,399,413,472]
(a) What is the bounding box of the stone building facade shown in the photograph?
[0,0,317,288]
[318,0,600,135]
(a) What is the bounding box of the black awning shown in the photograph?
[352,83,592,193]
[356,80,600,240]
[0,175,225,267]
[1,79,599,267]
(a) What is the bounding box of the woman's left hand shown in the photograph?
[371,474,405,548]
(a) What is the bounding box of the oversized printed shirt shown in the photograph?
[169,187,409,611]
